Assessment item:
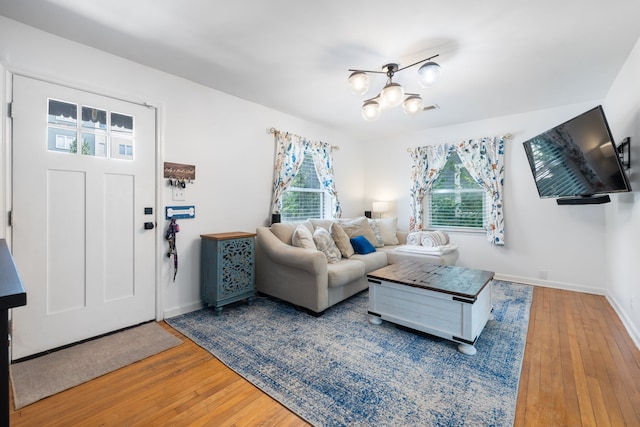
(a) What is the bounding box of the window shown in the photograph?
[281,153,331,222]
[429,152,486,230]
[47,99,135,160]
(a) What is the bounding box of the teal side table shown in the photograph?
[200,232,256,314]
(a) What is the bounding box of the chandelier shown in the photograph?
[347,54,441,121]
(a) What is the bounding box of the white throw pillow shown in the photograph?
[313,227,342,263]
[292,224,316,250]
[375,217,400,245]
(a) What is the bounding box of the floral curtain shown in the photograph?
[308,140,342,218]
[408,144,453,231]
[453,137,506,246]
[270,131,342,218]
[270,132,308,215]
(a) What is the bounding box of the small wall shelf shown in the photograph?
[617,137,630,169]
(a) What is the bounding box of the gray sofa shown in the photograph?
[255,217,458,315]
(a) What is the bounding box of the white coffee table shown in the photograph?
[367,261,494,355]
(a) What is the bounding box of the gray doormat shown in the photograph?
[10,322,182,409]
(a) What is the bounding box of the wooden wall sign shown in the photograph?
[163,162,196,180]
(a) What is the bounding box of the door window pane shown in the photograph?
[82,106,107,130]
[111,113,133,133]
[48,99,77,126]
[111,137,134,160]
[48,127,77,153]
[82,133,107,157]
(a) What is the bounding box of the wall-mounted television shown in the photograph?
[523,105,631,205]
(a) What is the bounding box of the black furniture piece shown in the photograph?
[0,239,27,424]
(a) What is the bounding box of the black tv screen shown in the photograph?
[523,105,631,202]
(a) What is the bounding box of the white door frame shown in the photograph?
[2,68,164,324]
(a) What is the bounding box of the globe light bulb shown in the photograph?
[348,71,370,95]
[379,82,405,109]
[417,61,441,87]
[402,95,424,116]
[361,99,381,121]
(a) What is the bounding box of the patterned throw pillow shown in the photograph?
[367,219,385,247]
[313,227,342,263]
[292,224,317,250]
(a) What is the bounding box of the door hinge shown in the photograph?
[8,210,12,227]
[8,102,13,119]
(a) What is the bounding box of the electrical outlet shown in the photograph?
[172,187,186,201]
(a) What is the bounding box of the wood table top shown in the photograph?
[367,260,494,300]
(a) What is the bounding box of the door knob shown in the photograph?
[144,222,155,230]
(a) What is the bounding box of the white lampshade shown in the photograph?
[372,201,389,213]
[402,95,424,116]
[379,82,405,109]
[417,61,441,87]
[348,71,370,95]
[361,99,381,121]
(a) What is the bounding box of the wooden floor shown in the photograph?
[10,286,640,426]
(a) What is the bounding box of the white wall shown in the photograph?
[0,16,365,317]
[364,102,612,293]
[604,37,640,346]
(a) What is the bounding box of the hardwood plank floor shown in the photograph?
[10,286,640,426]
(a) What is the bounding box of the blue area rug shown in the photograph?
[166,281,533,426]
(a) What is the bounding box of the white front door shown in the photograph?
[10,75,157,360]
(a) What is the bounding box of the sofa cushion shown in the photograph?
[350,235,376,254]
[375,217,400,245]
[271,220,313,245]
[330,223,355,258]
[292,224,316,250]
[312,227,341,264]
[350,251,388,273]
[339,217,378,247]
[327,259,365,288]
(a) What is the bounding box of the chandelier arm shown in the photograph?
[363,95,382,103]
[396,54,440,72]
[348,69,387,74]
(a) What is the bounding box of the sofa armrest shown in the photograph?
[255,226,330,313]
[255,227,327,275]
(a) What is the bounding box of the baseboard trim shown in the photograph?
[493,273,605,295]
[164,301,205,319]
[605,294,640,350]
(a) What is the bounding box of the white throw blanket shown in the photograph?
[395,243,458,255]
[406,230,450,247]
[406,232,422,245]
[421,231,450,247]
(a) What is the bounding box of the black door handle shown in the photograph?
[144,222,155,230]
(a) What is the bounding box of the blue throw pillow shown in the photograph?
[350,235,376,254]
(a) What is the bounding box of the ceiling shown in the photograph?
[1,0,640,139]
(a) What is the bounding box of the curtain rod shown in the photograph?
[406,134,513,152]
[268,127,340,150]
